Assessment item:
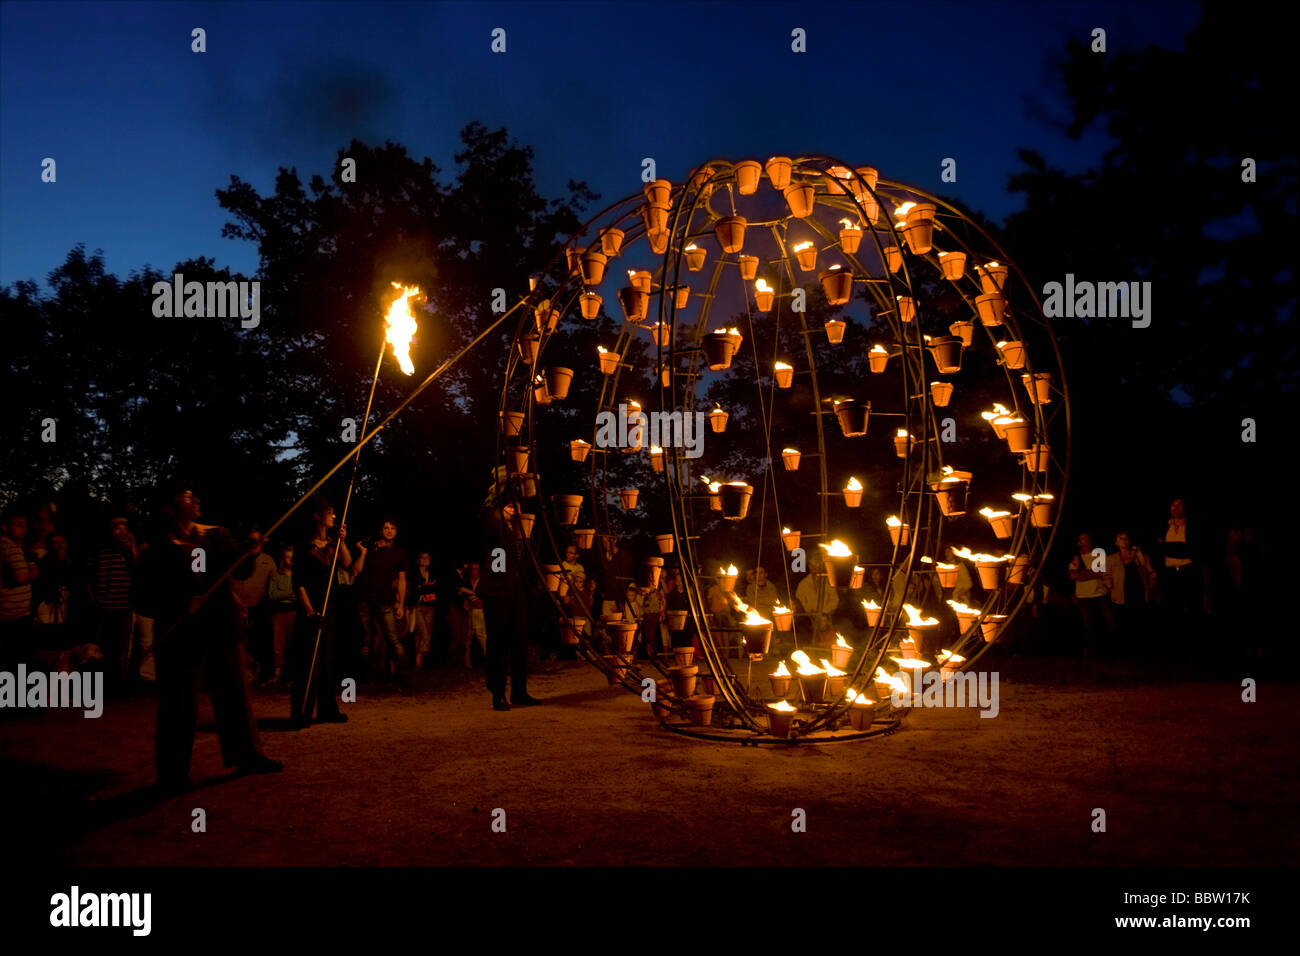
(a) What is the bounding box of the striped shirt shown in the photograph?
[0,534,33,621]
[94,546,134,610]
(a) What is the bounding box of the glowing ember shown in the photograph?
[903,604,939,627]
[821,539,853,557]
[384,283,420,375]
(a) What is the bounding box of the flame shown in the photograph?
[839,218,858,230]
[596,345,609,354]
[951,547,1008,563]
[985,260,1001,268]
[820,659,847,677]
[769,700,797,713]
[845,477,863,492]
[835,633,853,649]
[756,278,774,293]
[936,562,956,570]
[886,515,902,528]
[895,429,909,439]
[821,539,853,557]
[903,603,939,627]
[895,201,917,218]
[791,650,825,676]
[869,344,887,354]
[921,556,933,564]
[1036,493,1055,501]
[947,599,980,615]
[775,361,792,370]
[847,691,874,705]
[980,403,1012,422]
[937,650,966,665]
[572,438,590,447]
[829,264,842,271]
[650,445,663,455]
[1012,493,1033,503]
[773,603,791,614]
[793,241,814,253]
[385,284,420,375]
[719,564,738,577]
[741,605,771,626]
[772,661,791,677]
[862,599,880,611]
[891,657,930,669]
[980,507,1012,519]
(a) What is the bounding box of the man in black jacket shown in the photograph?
[478,468,539,710]
[139,486,281,793]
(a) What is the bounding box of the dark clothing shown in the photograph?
[410,569,437,607]
[139,523,265,785]
[357,544,408,605]
[92,545,134,611]
[601,548,635,604]
[478,497,530,697]
[288,538,343,720]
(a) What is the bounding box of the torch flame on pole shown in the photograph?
[385,283,420,375]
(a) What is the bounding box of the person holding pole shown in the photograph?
[288,496,352,727]
[478,467,539,710]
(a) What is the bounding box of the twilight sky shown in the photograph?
[1,1,1201,289]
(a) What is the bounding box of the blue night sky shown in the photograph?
[1,1,1201,289]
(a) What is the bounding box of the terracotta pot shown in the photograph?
[873,677,895,701]
[674,285,690,309]
[684,245,707,271]
[1025,443,1051,472]
[831,643,853,670]
[561,618,585,645]
[824,553,858,588]
[953,609,979,634]
[835,400,870,437]
[736,254,759,281]
[981,614,1008,643]
[672,645,695,667]
[734,159,762,195]
[1004,420,1033,453]
[647,230,669,254]
[708,491,721,512]
[999,341,1027,370]
[619,488,639,509]
[545,366,573,400]
[928,336,963,374]
[894,432,914,458]
[643,178,671,206]
[570,439,591,462]
[798,673,827,704]
[685,694,716,726]
[849,566,865,590]
[1024,372,1053,405]
[597,349,619,375]
[669,664,698,697]
[1031,497,1054,528]
[949,319,974,346]
[781,529,801,551]
[572,528,595,549]
[533,380,551,406]
[714,216,747,254]
[651,685,671,720]
[824,319,847,344]
[650,448,665,472]
[719,483,753,521]
[516,513,535,539]
[665,610,688,632]
[820,269,853,306]
[606,621,638,654]
[936,564,959,588]
[580,250,607,286]
[784,182,815,218]
[642,322,669,349]
[773,607,793,632]
[688,167,714,196]
[640,556,664,589]
[699,672,717,696]
[578,291,602,320]
[534,304,560,333]
[825,165,852,194]
[794,244,818,272]
[868,348,889,373]
[843,486,862,508]
[839,225,863,255]
[863,603,882,627]
[768,706,795,738]
[849,702,875,732]
[501,410,524,436]
[987,513,1015,538]
[542,564,562,592]
[975,293,1006,327]
[603,654,630,683]
[754,285,775,312]
[653,533,674,555]
[618,287,648,324]
[770,674,792,697]
[741,621,773,657]
[896,296,916,323]
[977,262,1009,294]
[932,477,969,516]
[517,473,539,498]
[903,204,937,255]
[643,201,670,234]
[976,562,1004,590]
[709,407,728,433]
[825,674,848,699]
[718,571,737,593]
[552,493,582,525]
[930,381,954,407]
[764,155,793,189]
[1007,554,1032,585]
[853,166,879,201]
[627,270,652,293]
[888,522,910,547]
[774,364,794,388]
[938,251,966,281]
[518,333,540,365]
[508,446,530,475]
[702,331,737,370]
[566,247,582,278]
[884,245,903,274]
[600,227,624,257]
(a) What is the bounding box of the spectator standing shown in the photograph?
[1069,532,1114,654]
[1157,498,1205,629]
[352,517,410,684]
[34,533,74,632]
[265,544,297,683]
[408,551,437,669]
[1106,531,1157,645]
[0,509,37,669]
[90,517,137,690]
[288,497,352,727]
[478,470,538,709]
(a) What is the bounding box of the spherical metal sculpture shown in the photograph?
[496,155,1069,743]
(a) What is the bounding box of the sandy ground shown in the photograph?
[2,652,1295,867]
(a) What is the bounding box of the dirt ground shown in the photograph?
[2,652,1295,867]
